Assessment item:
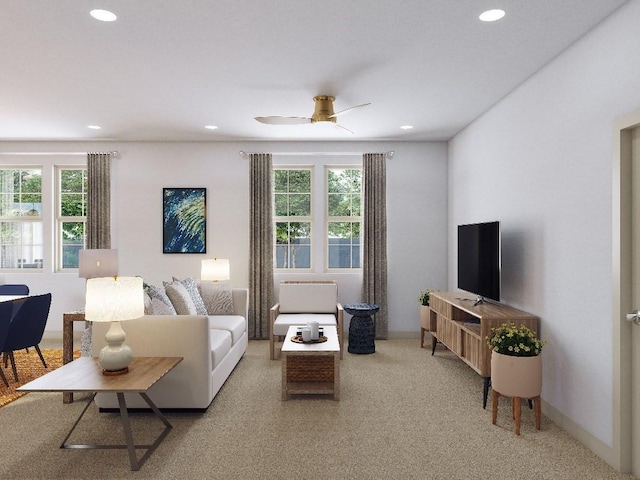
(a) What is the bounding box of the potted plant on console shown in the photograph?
[487,323,547,435]
[418,289,432,348]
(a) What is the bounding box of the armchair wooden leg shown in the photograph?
[269,334,275,360]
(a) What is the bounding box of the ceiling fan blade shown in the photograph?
[329,102,371,118]
[254,116,312,125]
[334,123,355,135]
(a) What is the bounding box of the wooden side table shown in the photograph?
[62,311,86,403]
[18,356,183,471]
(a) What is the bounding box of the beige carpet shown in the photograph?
[0,339,635,480]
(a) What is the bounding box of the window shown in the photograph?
[326,167,362,269]
[272,164,363,272]
[273,168,312,269]
[0,168,44,269]
[57,167,88,269]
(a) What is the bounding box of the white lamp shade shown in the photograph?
[85,276,144,322]
[79,249,118,279]
[201,258,230,282]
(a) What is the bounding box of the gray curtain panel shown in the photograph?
[249,153,274,339]
[362,153,388,339]
[87,152,111,249]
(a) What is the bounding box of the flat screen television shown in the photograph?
[457,221,501,304]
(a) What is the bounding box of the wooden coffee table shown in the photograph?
[281,325,340,400]
[17,356,182,471]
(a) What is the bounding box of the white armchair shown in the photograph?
[269,281,344,360]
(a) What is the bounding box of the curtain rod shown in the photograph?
[239,151,394,158]
[0,151,120,158]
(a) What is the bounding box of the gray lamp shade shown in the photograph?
[78,249,118,279]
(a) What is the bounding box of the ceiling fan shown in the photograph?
[254,95,371,134]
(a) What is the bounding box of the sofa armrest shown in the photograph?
[232,288,249,319]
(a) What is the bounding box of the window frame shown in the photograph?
[273,166,314,271]
[324,165,363,272]
[55,166,88,272]
[0,166,44,271]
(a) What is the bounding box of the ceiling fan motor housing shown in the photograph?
[311,95,336,123]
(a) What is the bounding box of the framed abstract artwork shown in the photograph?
[163,187,206,253]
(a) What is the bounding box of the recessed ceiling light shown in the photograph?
[87,125,101,130]
[400,125,413,130]
[90,9,117,22]
[204,125,218,130]
[479,9,505,22]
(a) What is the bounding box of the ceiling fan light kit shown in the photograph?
[254,95,370,134]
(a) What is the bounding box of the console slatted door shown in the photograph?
[460,329,482,373]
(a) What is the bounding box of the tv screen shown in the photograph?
[457,221,501,302]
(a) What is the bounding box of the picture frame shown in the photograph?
[163,187,206,253]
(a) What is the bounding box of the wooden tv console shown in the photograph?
[429,291,538,408]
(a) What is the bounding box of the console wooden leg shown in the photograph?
[420,328,426,348]
[431,336,437,356]
[492,390,499,425]
[534,395,541,430]
[513,397,522,435]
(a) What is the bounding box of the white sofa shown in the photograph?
[92,287,248,411]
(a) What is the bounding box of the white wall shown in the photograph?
[448,0,640,452]
[0,141,447,337]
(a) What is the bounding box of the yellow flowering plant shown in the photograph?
[486,322,546,357]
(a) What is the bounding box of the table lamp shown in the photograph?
[84,276,144,375]
[78,249,118,279]
[201,258,230,282]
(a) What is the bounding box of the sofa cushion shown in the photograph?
[278,283,337,313]
[165,281,198,315]
[174,276,208,315]
[273,313,337,336]
[198,282,234,315]
[210,329,232,369]
[208,315,245,345]
[146,285,177,315]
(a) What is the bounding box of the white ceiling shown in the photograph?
[0,0,629,143]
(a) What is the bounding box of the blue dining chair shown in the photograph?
[0,284,29,296]
[0,301,15,387]
[1,293,52,382]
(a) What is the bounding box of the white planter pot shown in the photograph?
[419,305,431,331]
[491,351,542,399]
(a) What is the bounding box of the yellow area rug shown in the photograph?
[0,349,80,408]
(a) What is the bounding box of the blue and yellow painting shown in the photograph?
[163,188,206,253]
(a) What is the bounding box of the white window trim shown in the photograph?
[55,166,87,272]
[324,165,363,272]
[0,165,45,272]
[273,165,314,271]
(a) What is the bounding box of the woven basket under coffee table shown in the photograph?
[281,325,340,400]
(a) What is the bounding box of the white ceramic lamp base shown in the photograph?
[98,321,133,375]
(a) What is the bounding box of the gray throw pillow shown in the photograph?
[173,276,208,315]
[198,282,235,315]
[146,285,177,315]
[165,281,198,315]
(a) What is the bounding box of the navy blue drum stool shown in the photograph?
[345,303,380,354]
